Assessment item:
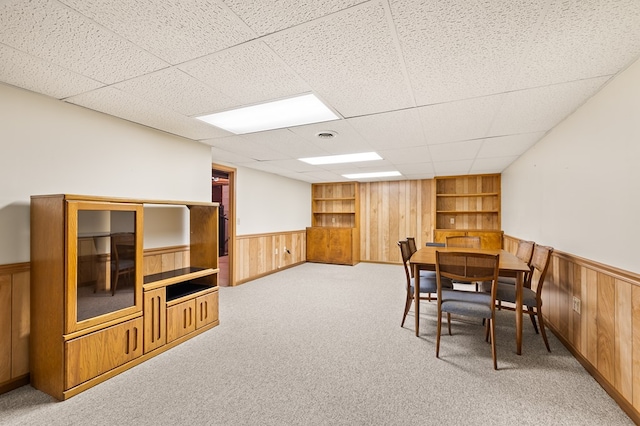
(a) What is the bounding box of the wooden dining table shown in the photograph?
[410,246,531,355]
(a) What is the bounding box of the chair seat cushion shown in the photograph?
[440,289,493,318]
[410,276,452,294]
[497,276,516,285]
[496,283,537,306]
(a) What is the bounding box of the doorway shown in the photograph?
[212,164,235,287]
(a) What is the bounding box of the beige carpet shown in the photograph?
[0,262,633,425]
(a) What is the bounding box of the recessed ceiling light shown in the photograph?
[195,93,340,134]
[299,152,382,165]
[342,171,402,179]
[315,130,338,139]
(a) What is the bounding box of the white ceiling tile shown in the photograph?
[207,135,288,161]
[263,1,414,117]
[396,162,436,177]
[179,41,312,107]
[513,0,640,89]
[489,77,611,136]
[65,86,230,140]
[470,156,519,174]
[477,132,544,158]
[429,140,483,162]
[0,0,168,84]
[210,146,255,163]
[60,0,255,64]
[378,146,432,164]
[0,44,104,99]
[112,68,238,116]
[347,109,426,149]
[222,0,363,36]
[288,120,374,154]
[418,95,503,144]
[301,170,350,182]
[239,129,329,158]
[252,159,318,173]
[433,160,474,176]
[391,0,546,104]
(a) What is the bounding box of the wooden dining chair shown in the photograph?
[407,237,437,280]
[110,232,136,296]
[435,251,501,369]
[398,240,452,328]
[498,240,535,286]
[495,245,554,351]
[446,235,482,290]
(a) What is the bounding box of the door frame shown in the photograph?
[212,163,236,286]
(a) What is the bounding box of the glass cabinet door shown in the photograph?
[66,201,144,333]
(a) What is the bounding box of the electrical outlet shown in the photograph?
[332,217,335,223]
[275,248,278,255]
[449,217,455,224]
[572,296,581,314]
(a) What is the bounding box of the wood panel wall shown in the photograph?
[358,180,433,263]
[234,230,306,285]
[504,235,640,424]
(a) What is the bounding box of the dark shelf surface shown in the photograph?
[144,266,209,284]
[166,281,213,302]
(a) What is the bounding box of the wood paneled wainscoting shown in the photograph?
[0,262,30,395]
[504,235,640,424]
[235,231,306,285]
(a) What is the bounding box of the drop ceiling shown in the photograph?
[1,0,639,183]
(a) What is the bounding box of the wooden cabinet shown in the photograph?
[143,288,166,354]
[30,194,220,400]
[196,290,218,329]
[65,317,143,389]
[307,182,360,265]
[433,174,502,248]
[306,227,358,265]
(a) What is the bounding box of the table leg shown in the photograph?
[414,263,420,337]
[516,271,523,355]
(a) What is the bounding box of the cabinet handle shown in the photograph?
[133,327,138,352]
[189,307,193,326]
[183,308,187,328]
[156,296,161,340]
[204,301,208,320]
[125,329,130,354]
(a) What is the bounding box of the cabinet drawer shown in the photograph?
[65,317,143,389]
[144,288,166,353]
[166,299,196,343]
[196,290,218,329]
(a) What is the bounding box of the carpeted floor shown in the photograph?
[0,262,633,425]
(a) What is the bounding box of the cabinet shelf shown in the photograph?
[143,266,218,290]
[312,211,355,214]
[437,210,499,214]
[436,192,499,197]
[313,197,356,201]
[166,282,216,304]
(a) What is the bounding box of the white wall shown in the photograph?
[0,83,212,264]
[232,165,311,235]
[502,57,640,274]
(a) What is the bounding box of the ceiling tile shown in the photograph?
[0,44,104,99]
[0,0,168,84]
[391,0,545,104]
[222,0,363,36]
[513,0,640,89]
[378,146,432,165]
[263,1,414,118]
[477,132,544,158]
[418,95,503,144]
[396,162,435,178]
[347,109,426,149]
[489,77,611,136]
[206,135,289,161]
[428,140,483,162]
[65,86,230,140]
[60,0,256,64]
[179,41,311,108]
[433,160,474,176]
[238,129,330,158]
[112,68,238,116]
[210,146,256,164]
[251,159,318,173]
[470,156,519,174]
[288,120,374,154]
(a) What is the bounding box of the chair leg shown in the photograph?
[489,317,497,370]
[111,272,119,296]
[537,307,551,352]
[436,309,442,358]
[447,312,452,335]
[485,318,490,342]
[528,307,539,334]
[401,295,412,327]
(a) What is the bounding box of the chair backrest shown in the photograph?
[515,240,535,265]
[435,251,500,299]
[406,237,418,256]
[529,245,554,297]
[397,240,412,288]
[111,233,135,265]
[445,235,481,249]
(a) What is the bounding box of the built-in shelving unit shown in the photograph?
[433,174,503,249]
[307,182,360,265]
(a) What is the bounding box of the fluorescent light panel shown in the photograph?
[342,171,402,179]
[195,93,339,134]
[299,152,382,165]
